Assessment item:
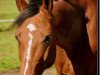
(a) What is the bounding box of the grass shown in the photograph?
[0,0,19,20]
[0,29,20,72]
[43,67,57,75]
[0,0,20,72]
[0,22,12,31]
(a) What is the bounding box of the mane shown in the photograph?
[13,0,42,27]
[13,0,86,27]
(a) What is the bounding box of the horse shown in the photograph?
[54,0,97,75]
[15,0,57,75]
[15,0,75,75]
[53,0,97,74]
[65,0,98,56]
[52,0,97,75]
[14,0,97,75]
[55,45,75,75]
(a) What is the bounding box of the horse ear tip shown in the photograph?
[16,0,28,12]
[42,0,53,12]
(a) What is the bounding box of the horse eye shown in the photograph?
[43,35,52,45]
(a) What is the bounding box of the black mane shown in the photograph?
[13,0,42,26]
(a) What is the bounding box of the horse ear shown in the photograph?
[16,0,28,12]
[42,0,53,12]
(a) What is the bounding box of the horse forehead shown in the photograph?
[24,13,52,32]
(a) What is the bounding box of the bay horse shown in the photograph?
[52,1,97,75]
[65,0,98,56]
[14,0,97,75]
[55,45,75,75]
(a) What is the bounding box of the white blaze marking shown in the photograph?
[24,23,36,75]
[27,23,36,31]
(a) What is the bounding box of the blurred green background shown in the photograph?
[0,0,20,72]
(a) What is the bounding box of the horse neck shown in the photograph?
[53,1,97,75]
[69,27,97,75]
[56,20,97,75]
[66,0,87,9]
[67,0,97,11]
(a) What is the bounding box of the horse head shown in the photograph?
[15,0,56,75]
